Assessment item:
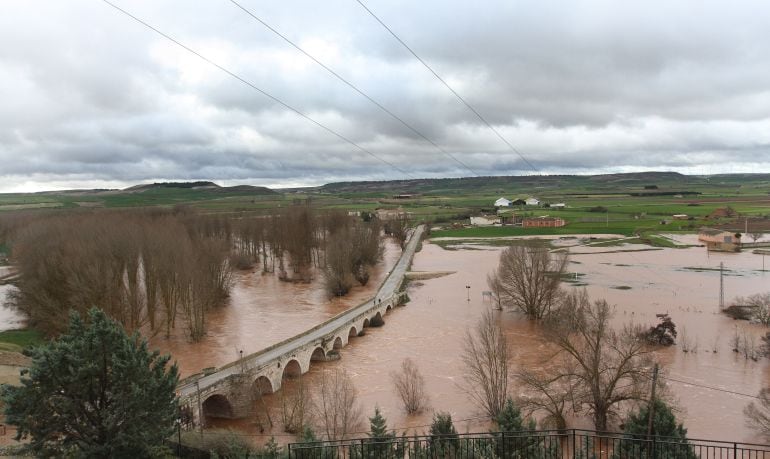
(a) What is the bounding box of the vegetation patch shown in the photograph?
[611,285,633,290]
[0,329,44,349]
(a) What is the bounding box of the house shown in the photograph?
[523,216,566,228]
[494,197,512,207]
[470,216,501,226]
[698,228,741,252]
[525,197,540,206]
[551,203,566,209]
[375,208,407,220]
[672,214,689,220]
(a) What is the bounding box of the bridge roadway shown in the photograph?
[177,224,425,421]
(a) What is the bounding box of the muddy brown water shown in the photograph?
[2,236,769,446]
[170,235,770,447]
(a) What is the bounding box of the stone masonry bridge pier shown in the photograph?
[177,225,425,427]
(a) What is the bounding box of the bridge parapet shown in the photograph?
[178,226,424,427]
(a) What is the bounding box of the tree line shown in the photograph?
[1,205,389,341]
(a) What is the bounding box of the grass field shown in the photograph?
[0,329,44,350]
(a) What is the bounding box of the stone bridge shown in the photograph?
[177,225,425,427]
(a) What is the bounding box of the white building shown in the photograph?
[470,216,501,226]
[494,197,512,207]
[525,197,540,206]
[551,203,566,209]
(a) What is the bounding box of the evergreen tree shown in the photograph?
[493,398,547,459]
[1,307,179,457]
[613,399,696,459]
[365,407,396,457]
[496,398,536,432]
[429,412,458,456]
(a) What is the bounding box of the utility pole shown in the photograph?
[719,262,725,310]
[647,364,659,437]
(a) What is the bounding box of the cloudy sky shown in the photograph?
[2,0,770,192]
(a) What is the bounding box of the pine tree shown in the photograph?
[429,412,458,456]
[493,398,541,459]
[1,307,179,457]
[496,398,536,432]
[366,407,395,457]
[613,399,696,459]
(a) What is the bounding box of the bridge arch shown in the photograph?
[310,347,326,362]
[252,376,274,395]
[202,394,234,419]
[348,326,358,338]
[362,318,370,328]
[386,305,392,312]
[333,336,343,350]
[282,359,302,379]
[370,311,385,327]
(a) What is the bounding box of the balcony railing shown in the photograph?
[288,429,770,459]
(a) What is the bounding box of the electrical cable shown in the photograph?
[100,0,414,179]
[354,0,539,174]
[228,0,480,177]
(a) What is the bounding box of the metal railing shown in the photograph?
[288,430,770,459]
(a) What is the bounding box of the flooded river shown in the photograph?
[173,234,770,446]
[2,235,768,445]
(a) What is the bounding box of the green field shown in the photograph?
[0,329,44,350]
[1,173,769,241]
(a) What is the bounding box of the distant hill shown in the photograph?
[318,171,701,195]
[124,182,276,195]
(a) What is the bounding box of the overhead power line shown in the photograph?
[100,0,414,178]
[228,0,480,177]
[354,0,539,174]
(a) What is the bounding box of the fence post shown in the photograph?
[733,442,737,459]
[571,430,576,459]
[288,443,292,459]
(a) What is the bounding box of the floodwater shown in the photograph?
[148,240,403,378]
[192,234,770,447]
[0,266,25,331]
[2,234,768,446]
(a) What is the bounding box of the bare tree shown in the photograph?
[750,232,765,244]
[462,309,510,418]
[516,371,570,430]
[487,245,568,320]
[745,389,770,440]
[545,289,653,431]
[391,358,429,414]
[281,376,314,434]
[315,369,363,440]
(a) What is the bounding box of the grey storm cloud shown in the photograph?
[1,0,770,192]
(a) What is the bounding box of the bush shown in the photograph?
[640,314,677,346]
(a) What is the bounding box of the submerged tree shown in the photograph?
[487,245,568,320]
[390,357,429,414]
[745,388,770,441]
[546,289,653,431]
[1,308,179,457]
[462,309,510,418]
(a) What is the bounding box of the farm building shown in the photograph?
[470,216,501,226]
[523,216,566,228]
[551,203,566,209]
[525,197,540,206]
[494,197,512,207]
[375,208,407,220]
[672,214,689,220]
[698,228,742,252]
